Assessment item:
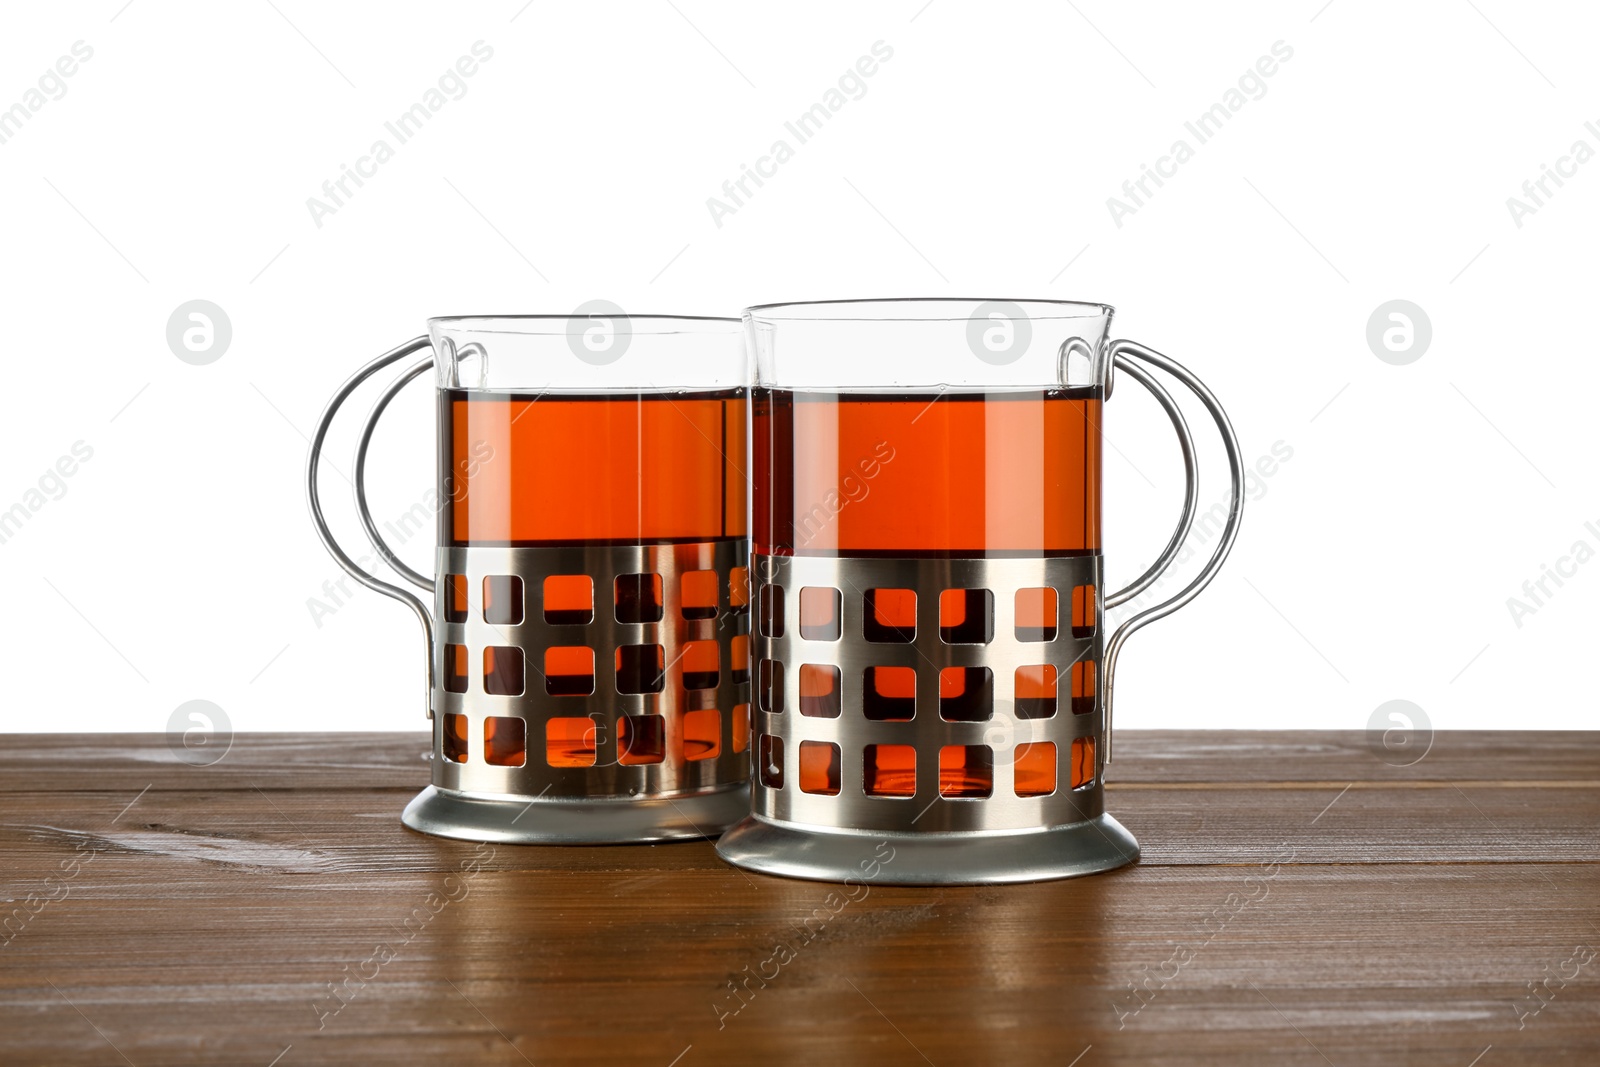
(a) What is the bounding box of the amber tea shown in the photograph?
[443,388,747,546]
[754,386,1102,796]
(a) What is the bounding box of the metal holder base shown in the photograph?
[403,783,751,845]
[715,813,1138,886]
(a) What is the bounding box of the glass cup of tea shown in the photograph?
[307,313,752,843]
[716,298,1243,884]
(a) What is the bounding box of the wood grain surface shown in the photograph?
[1,731,1596,1066]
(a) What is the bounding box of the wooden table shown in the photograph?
[2,732,1596,1065]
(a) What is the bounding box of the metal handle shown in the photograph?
[1104,360,1199,609]
[354,357,435,592]
[305,336,436,719]
[1102,339,1245,760]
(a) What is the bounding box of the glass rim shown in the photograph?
[743,296,1115,322]
[428,314,741,334]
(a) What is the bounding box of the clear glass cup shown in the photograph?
[429,315,748,547]
[717,297,1243,885]
[308,313,753,844]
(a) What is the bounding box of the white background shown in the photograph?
[1,0,1594,735]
